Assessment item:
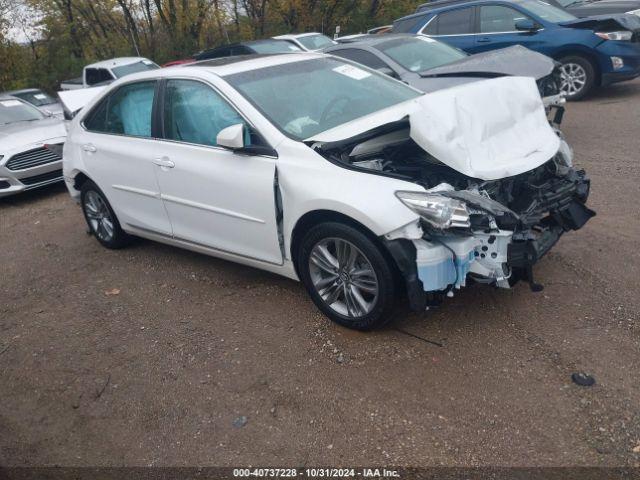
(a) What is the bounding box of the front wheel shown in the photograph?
[297,222,398,330]
[559,55,596,101]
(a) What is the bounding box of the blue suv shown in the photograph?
[393,0,640,99]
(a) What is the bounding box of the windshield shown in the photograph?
[378,36,468,73]
[251,40,303,54]
[0,98,43,125]
[296,34,336,50]
[519,0,576,22]
[12,90,57,106]
[225,57,421,140]
[112,60,160,78]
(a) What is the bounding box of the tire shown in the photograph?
[297,222,398,330]
[80,180,131,249]
[559,55,596,101]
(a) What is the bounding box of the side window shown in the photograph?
[427,8,475,35]
[163,79,249,148]
[86,68,114,86]
[480,6,530,33]
[393,14,429,33]
[330,49,389,71]
[84,81,156,137]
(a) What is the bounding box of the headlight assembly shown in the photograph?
[626,8,640,16]
[396,191,470,229]
[595,31,633,41]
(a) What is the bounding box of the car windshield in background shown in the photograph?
[0,98,43,125]
[251,40,303,53]
[297,34,336,50]
[225,57,421,140]
[12,90,57,106]
[378,37,468,73]
[112,60,160,78]
[517,0,577,21]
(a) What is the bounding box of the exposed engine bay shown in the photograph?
[310,118,595,309]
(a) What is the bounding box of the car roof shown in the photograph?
[415,0,530,11]
[273,32,325,40]
[111,53,323,84]
[192,52,322,75]
[327,33,419,49]
[85,57,151,69]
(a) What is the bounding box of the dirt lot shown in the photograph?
[1,79,640,469]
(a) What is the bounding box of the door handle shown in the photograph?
[152,157,175,169]
[82,143,97,153]
[477,37,491,43]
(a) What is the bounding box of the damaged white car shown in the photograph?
[62,53,594,330]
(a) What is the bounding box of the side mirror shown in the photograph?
[515,19,540,32]
[216,123,245,149]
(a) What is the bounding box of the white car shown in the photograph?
[62,53,594,330]
[273,33,337,51]
[0,97,67,197]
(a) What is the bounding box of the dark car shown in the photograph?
[394,0,640,99]
[550,0,640,18]
[194,39,303,61]
[324,34,564,115]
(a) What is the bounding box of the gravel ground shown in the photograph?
[1,79,639,468]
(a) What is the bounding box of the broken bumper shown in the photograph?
[384,171,595,311]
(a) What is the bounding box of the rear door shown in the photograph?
[79,80,172,235]
[474,4,544,52]
[421,6,477,51]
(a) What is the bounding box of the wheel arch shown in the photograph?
[289,209,399,280]
[553,48,602,85]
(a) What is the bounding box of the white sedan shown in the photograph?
[62,53,594,330]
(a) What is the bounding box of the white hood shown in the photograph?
[308,77,560,181]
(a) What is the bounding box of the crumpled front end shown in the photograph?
[308,77,595,310]
[383,138,594,309]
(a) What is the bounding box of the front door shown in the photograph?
[473,5,544,53]
[154,78,283,264]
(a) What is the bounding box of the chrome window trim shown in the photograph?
[80,76,277,158]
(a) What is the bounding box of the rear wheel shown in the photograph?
[80,180,131,249]
[297,222,398,330]
[559,55,596,101]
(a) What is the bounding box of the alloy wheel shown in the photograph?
[84,190,115,242]
[308,238,379,318]
[560,62,587,97]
